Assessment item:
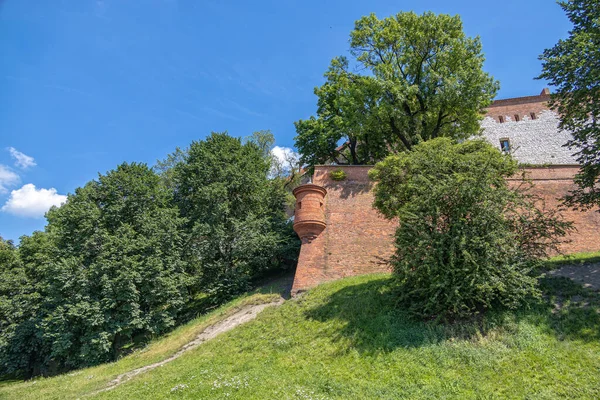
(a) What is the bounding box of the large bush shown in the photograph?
[369,138,572,319]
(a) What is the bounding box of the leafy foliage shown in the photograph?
[295,11,498,170]
[0,237,43,377]
[0,164,190,377]
[369,139,573,319]
[538,0,600,211]
[172,132,298,304]
[1,132,299,378]
[329,169,347,181]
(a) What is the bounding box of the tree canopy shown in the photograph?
[295,11,499,170]
[172,132,298,302]
[0,164,188,376]
[0,133,299,378]
[538,0,600,211]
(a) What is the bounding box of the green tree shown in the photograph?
[173,132,298,302]
[0,237,43,378]
[47,163,189,368]
[538,0,600,211]
[154,146,187,191]
[295,11,499,170]
[245,130,304,196]
[369,139,572,320]
[245,130,277,159]
[0,163,190,376]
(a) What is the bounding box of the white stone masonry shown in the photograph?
[480,110,577,165]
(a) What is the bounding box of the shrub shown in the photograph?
[329,169,347,181]
[369,138,572,320]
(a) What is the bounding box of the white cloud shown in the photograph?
[0,165,20,193]
[271,146,299,165]
[2,184,67,218]
[270,146,300,177]
[8,147,36,169]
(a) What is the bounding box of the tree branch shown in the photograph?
[431,110,448,139]
[389,117,412,150]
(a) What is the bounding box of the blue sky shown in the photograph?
[0,0,571,241]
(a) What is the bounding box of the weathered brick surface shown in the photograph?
[486,90,551,123]
[291,166,395,295]
[291,165,600,294]
[291,234,329,295]
[509,166,600,254]
[292,184,327,241]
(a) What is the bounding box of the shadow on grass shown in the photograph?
[537,275,600,342]
[178,271,296,324]
[304,275,600,353]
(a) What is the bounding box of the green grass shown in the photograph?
[545,251,600,270]
[3,273,600,399]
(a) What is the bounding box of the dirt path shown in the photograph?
[92,298,284,395]
[549,262,600,291]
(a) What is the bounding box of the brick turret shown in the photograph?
[291,184,327,295]
[292,184,327,243]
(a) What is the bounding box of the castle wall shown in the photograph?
[510,166,600,254]
[481,111,577,165]
[291,166,394,295]
[485,90,551,121]
[291,165,600,295]
[480,89,577,165]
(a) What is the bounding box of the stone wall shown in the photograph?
[481,89,577,165]
[481,110,577,165]
[291,165,600,295]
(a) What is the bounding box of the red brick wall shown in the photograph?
[291,165,600,294]
[291,166,395,295]
[486,89,550,122]
[510,166,600,254]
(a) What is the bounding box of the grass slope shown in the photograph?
[3,273,600,399]
[0,292,282,400]
[544,251,600,269]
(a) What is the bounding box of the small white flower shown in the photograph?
[170,383,189,393]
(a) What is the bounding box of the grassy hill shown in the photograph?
[2,273,600,399]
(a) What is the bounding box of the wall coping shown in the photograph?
[292,183,327,196]
[313,164,580,168]
[488,95,550,108]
